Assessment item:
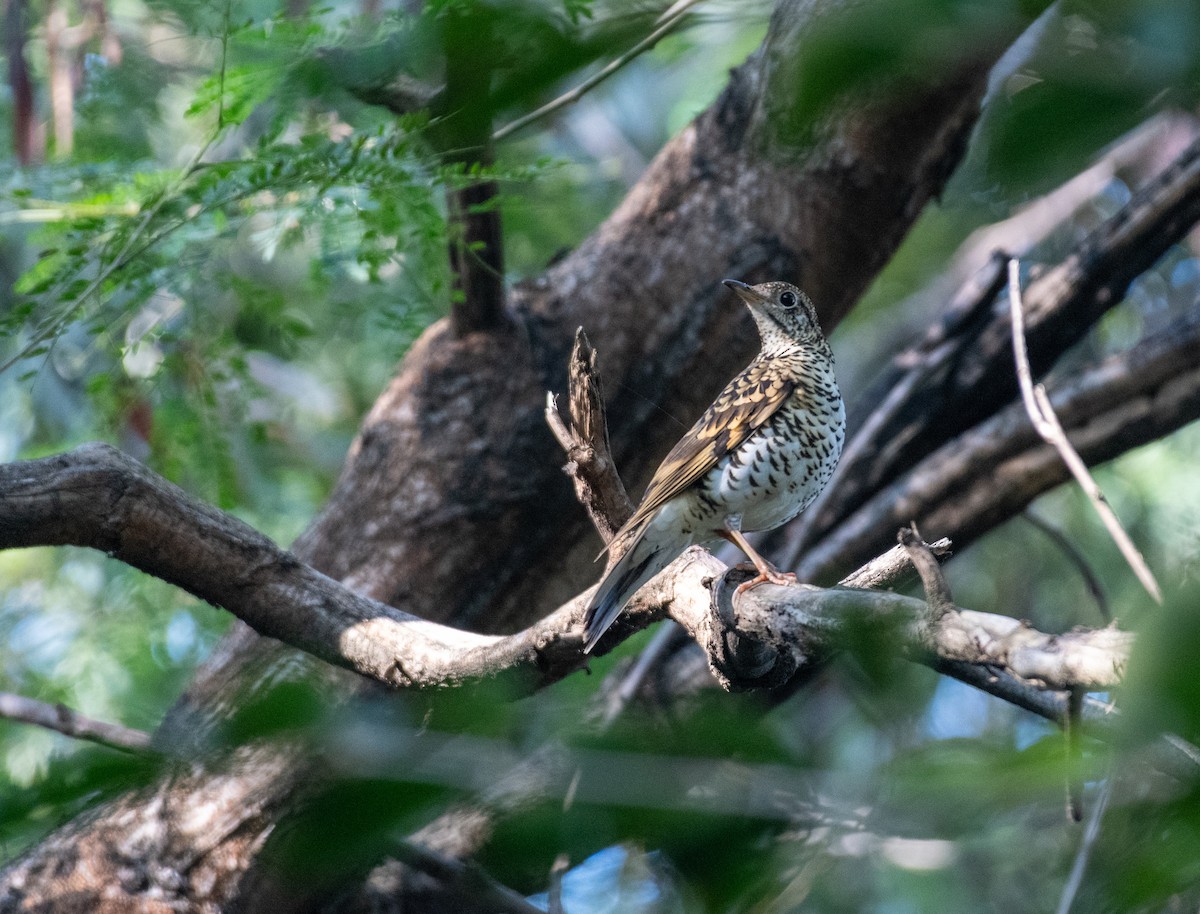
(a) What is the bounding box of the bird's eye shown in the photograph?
[780,291,798,309]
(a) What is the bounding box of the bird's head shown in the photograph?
[722,279,824,352]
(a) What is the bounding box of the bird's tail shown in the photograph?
[583,524,673,653]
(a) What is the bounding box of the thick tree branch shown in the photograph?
[0,691,153,753]
[0,444,1130,704]
[687,556,1131,696]
[0,443,585,690]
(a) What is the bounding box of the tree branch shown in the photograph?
[492,0,705,142]
[440,5,507,337]
[0,691,153,753]
[1007,256,1162,603]
[694,557,1131,695]
[545,328,633,545]
[0,442,1130,703]
[1022,510,1110,622]
[796,128,1200,558]
[792,300,1200,582]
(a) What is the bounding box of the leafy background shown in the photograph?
[2,1,1200,910]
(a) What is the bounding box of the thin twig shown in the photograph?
[1065,685,1085,822]
[548,853,570,914]
[599,621,684,727]
[898,525,953,620]
[1006,258,1162,604]
[1023,510,1111,622]
[0,691,154,753]
[838,537,953,590]
[493,0,705,141]
[1055,763,1115,914]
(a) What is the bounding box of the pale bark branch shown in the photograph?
[688,554,1131,695]
[1008,256,1163,604]
[0,691,153,753]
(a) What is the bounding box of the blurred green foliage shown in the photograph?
[1,1,1199,912]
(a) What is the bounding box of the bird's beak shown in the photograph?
[723,278,770,311]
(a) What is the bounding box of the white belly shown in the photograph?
[701,396,845,534]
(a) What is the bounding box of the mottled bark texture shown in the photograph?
[1,1,1053,910]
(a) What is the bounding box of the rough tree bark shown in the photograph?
[12,0,1200,910]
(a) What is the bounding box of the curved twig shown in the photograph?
[1008,257,1162,603]
[0,691,153,753]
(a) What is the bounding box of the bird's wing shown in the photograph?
[617,358,795,539]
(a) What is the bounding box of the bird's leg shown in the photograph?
[719,529,798,595]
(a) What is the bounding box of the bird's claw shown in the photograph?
[733,565,798,596]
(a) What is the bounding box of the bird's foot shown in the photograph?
[733,564,798,596]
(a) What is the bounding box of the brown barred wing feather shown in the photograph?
[617,359,795,538]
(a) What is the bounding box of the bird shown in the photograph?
[582,279,845,653]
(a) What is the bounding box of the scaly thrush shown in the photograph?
[582,279,845,652]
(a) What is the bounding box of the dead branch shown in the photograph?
[898,525,953,620]
[837,537,952,590]
[0,691,153,754]
[545,328,633,545]
[1007,257,1162,603]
